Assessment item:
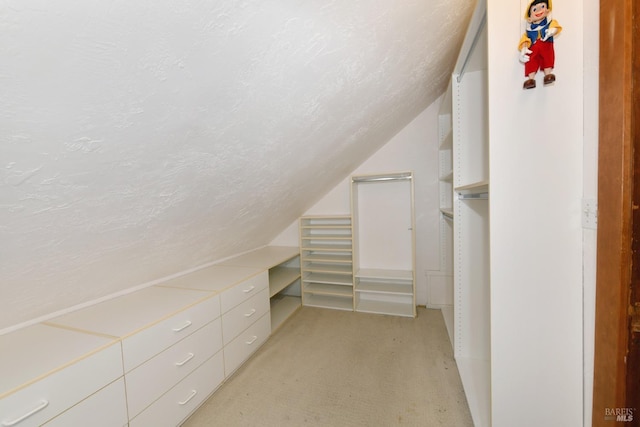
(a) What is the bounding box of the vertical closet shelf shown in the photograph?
[299,216,354,311]
[438,83,455,335]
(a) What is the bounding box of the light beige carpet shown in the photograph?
[183,307,473,427]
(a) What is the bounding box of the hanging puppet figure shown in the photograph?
[518,0,562,89]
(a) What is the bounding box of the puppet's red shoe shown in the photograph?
[543,74,556,85]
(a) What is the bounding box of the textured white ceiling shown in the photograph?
[0,0,473,329]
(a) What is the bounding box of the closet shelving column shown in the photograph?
[269,254,302,331]
[439,82,454,222]
[351,172,416,318]
[438,81,455,343]
[451,1,490,426]
[299,216,354,311]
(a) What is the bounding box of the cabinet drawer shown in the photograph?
[122,294,220,372]
[220,272,268,314]
[223,312,271,377]
[125,318,223,418]
[222,288,269,345]
[0,343,123,427]
[42,378,127,427]
[129,351,224,427]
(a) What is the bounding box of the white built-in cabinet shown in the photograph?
[0,325,127,427]
[299,216,354,311]
[0,246,300,427]
[219,246,301,332]
[443,1,586,424]
[351,172,416,318]
[440,1,490,426]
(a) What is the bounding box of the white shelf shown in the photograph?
[301,233,352,240]
[302,263,352,275]
[300,229,351,239]
[269,266,301,298]
[300,216,352,226]
[303,294,353,311]
[270,295,301,331]
[304,283,353,297]
[355,268,413,281]
[455,180,489,194]
[301,253,352,263]
[303,272,353,286]
[355,299,414,318]
[300,242,352,252]
[301,225,352,230]
[355,280,413,295]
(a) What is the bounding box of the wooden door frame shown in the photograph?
[592,0,636,425]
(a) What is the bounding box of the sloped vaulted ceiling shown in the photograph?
[0,0,474,329]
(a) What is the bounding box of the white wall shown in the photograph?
[271,101,442,306]
[488,0,595,426]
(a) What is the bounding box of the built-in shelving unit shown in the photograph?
[439,82,454,222]
[354,268,414,317]
[299,216,354,311]
[449,1,490,426]
[351,172,416,318]
[268,256,302,331]
[438,76,455,342]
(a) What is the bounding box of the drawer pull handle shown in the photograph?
[178,390,197,405]
[242,285,255,293]
[175,352,195,366]
[245,335,258,345]
[244,309,256,317]
[2,400,49,426]
[172,320,192,332]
